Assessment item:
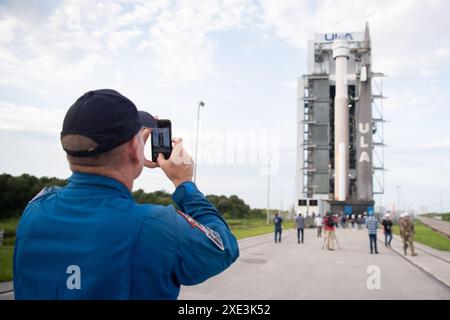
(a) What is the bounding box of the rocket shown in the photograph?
[332,39,350,201]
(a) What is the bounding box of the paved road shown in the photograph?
[417,217,450,237]
[0,281,13,300]
[179,228,450,300]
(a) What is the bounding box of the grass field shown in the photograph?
[392,220,450,251]
[423,213,450,222]
[0,217,18,281]
[0,217,19,240]
[227,218,295,240]
[0,245,13,282]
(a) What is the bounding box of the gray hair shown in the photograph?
[62,134,127,167]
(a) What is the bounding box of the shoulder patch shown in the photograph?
[197,224,225,251]
[29,186,61,204]
[176,210,224,251]
[177,209,199,227]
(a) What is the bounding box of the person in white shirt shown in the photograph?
[315,214,323,238]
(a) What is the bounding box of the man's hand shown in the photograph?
[157,137,194,188]
[142,128,159,169]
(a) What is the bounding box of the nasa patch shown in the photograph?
[176,210,199,227]
[176,210,224,251]
[28,186,60,204]
[197,224,225,251]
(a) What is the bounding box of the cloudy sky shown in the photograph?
[1,0,449,212]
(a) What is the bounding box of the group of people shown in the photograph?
[366,212,416,256]
[273,211,338,249]
[273,210,417,256]
[338,214,366,229]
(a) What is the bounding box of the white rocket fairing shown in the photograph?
[332,39,350,201]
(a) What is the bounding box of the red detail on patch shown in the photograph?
[176,210,224,250]
[176,210,198,228]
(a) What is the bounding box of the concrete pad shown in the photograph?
[0,281,13,300]
[382,233,450,288]
[180,228,450,300]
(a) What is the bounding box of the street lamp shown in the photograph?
[194,101,205,183]
[396,185,400,214]
[266,156,271,226]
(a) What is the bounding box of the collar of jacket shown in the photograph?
[67,171,133,199]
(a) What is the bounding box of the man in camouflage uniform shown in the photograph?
[399,213,417,256]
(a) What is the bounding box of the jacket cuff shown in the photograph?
[172,181,202,207]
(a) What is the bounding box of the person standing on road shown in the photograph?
[399,213,417,256]
[356,215,363,230]
[295,213,305,244]
[273,213,283,243]
[339,214,345,229]
[323,212,337,250]
[315,214,323,238]
[366,211,379,254]
[381,213,393,247]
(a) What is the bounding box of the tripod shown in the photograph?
[321,230,341,250]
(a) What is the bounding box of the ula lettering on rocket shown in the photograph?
[358,122,371,163]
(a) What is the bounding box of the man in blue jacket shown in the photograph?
[365,211,379,255]
[273,213,283,243]
[13,89,239,299]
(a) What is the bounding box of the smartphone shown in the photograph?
[151,119,172,162]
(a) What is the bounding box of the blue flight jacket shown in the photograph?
[13,172,239,299]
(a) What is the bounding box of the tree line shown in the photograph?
[0,173,265,220]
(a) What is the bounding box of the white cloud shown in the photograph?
[0,14,22,63]
[116,0,169,26]
[403,140,450,151]
[0,0,262,87]
[260,0,450,77]
[282,80,296,89]
[137,0,261,81]
[0,0,167,91]
[143,3,216,81]
[417,139,450,150]
[1,0,450,86]
[0,102,64,134]
[108,28,143,51]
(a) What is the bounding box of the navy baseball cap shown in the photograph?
[61,89,156,157]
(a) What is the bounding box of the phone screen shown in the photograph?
[151,120,172,162]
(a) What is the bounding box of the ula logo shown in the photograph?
[358,122,370,163]
[324,33,354,42]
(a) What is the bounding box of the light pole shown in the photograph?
[266,157,271,226]
[194,101,205,183]
[396,185,400,214]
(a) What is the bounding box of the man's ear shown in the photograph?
[128,134,140,162]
